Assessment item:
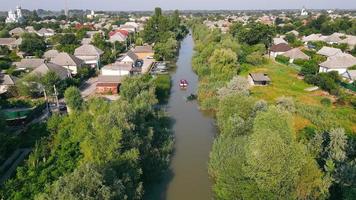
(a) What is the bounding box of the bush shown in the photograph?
[245,52,265,65]
[305,72,340,95]
[320,98,332,107]
[275,55,290,64]
[154,75,171,104]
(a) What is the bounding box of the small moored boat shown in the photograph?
[179,79,188,88]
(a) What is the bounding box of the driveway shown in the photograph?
[80,77,98,98]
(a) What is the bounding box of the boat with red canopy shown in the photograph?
[179,79,188,88]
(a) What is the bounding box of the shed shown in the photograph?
[248,73,271,86]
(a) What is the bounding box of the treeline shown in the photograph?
[0,75,173,199]
[191,22,356,199]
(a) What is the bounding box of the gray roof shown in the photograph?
[133,45,154,53]
[37,28,55,35]
[324,33,343,43]
[43,49,59,59]
[98,75,122,83]
[9,27,25,35]
[51,52,84,67]
[125,50,138,61]
[14,58,45,69]
[0,74,18,85]
[249,73,271,82]
[74,44,104,56]
[320,53,356,69]
[30,63,70,80]
[317,46,342,57]
[282,48,310,60]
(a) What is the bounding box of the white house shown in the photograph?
[36,28,55,37]
[51,52,84,75]
[269,43,291,57]
[74,44,104,68]
[282,48,310,63]
[319,53,356,74]
[119,51,138,64]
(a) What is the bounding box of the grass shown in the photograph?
[243,60,356,134]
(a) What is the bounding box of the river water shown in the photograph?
[145,34,215,200]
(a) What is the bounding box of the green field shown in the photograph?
[242,60,356,134]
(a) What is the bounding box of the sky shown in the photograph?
[0,0,355,11]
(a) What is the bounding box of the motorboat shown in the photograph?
[179,79,188,88]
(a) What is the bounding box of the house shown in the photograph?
[302,34,326,43]
[287,30,299,37]
[341,70,356,83]
[9,27,25,36]
[270,43,291,57]
[248,73,271,86]
[282,48,310,63]
[51,52,84,75]
[43,49,59,60]
[0,38,18,50]
[30,62,71,80]
[317,46,342,57]
[101,62,133,76]
[96,75,122,94]
[273,37,288,45]
[319,53,356,74]
[340,35,356,49]
[14,58,45,70]
[132,45,154,59]
[74,44,104,68]
[323,33,344,44]
[81,38,92,45]
[109,32,128,43]
[0,74,18,94]
[36,28,55,37]
[119,50,138,64]
[119,24,136,33]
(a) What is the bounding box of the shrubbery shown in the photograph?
[275,55,290,64]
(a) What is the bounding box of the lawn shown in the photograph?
[242,60,356,134]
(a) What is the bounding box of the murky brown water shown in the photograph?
[145,34,215,200]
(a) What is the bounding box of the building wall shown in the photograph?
[319,66,347,74]
[96,85,118,94]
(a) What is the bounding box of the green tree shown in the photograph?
[19,33,46,56]
[64,86,83,112]
[35,164,113,200]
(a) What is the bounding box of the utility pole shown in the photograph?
[53,85,59,110]
[43,88,49,115]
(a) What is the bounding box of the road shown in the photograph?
[79,77,98,98]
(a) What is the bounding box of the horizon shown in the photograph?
[0,0,355,12]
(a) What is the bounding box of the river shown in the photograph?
[145,34,215,200]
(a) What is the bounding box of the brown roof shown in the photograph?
[30,63,70,80]
[270,43,291,53]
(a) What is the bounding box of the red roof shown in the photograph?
[109,29,129,37]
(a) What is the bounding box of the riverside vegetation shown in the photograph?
[191,20,356,199]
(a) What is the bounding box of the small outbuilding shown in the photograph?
[248,73,271,86]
